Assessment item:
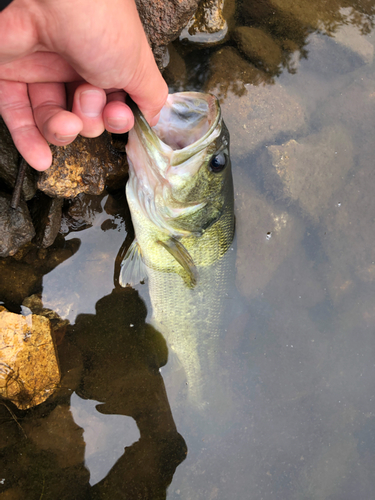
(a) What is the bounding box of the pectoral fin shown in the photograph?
[119,239,147,287]
[157,237,198,287]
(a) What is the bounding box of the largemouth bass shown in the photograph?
[120,92,235,409]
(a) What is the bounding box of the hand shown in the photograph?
[0,0,168,171]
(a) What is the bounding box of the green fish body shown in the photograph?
[120,92,235,408]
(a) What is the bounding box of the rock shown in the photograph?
[60,192,105,233]
[205,46,271,100]
[28,192,64,248]
[179,0,228,45]
[163,43,188,91]
[0,307,60,410]
[23,405,85,468]
[0,118,37,201]
[241,0,345,44]
[0,259,41,306]
[0,487,25,500]
[0,238,81,306]
[206,55,306,157]
[319,166,375,296]
[235,177,304,301]
[37,132,126,198]
[0,193,35,257]
[135,0,198,68]
[233,26,283,74]
[263,126,354,220]
[22,294,70,345]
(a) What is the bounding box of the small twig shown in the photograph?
[0,402,27,439]
[11,157,28,209]
[39,477,45,500]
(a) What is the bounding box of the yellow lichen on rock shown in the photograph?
[0,308,60,410]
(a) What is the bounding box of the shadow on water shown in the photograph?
[1,287,187,500]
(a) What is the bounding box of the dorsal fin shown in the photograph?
[157,237,198,287]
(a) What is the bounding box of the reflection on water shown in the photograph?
[1,0,375,498]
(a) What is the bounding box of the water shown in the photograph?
[1,1,375,498]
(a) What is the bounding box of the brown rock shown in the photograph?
[0,192,35,257]
[233,26,283,74]
[0,118,37,201]
[135,0,198,68]
[37,132,126,198]
[29,192,64,248]
[0,308,60,410]
[179,0,228,45]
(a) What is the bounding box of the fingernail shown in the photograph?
[106,117,129,131]
[54,133,77,142]
[80,90,104,117]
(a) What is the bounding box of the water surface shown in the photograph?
[1,1,375,499]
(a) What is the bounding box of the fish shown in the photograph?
[120,92,235,409]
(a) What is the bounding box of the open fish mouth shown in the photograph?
[127,92,222,170]
[151,93,221,152]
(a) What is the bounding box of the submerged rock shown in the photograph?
[205,46,271,99]
[23,404,85,468]
[29,192,64,248]
[37,132,126,198]
[210,70,306,158]
[233,26,283,75]
[241,0,344,43]
[263,126,353,220]
[0,192,35,257]
[0,237,81,306]
[306,28,374,75]
[235,178,304,300]
[332,23,374,67]
[0,306,60,410]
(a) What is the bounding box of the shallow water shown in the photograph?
[2,1,375,499]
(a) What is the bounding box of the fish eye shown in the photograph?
[209,152,227,173]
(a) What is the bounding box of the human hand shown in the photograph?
[0,0,168,171]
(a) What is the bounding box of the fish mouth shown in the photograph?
[128,92,221,168]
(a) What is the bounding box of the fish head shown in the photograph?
[126,92,233,237]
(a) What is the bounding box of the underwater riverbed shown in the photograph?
[1,1,375,499]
